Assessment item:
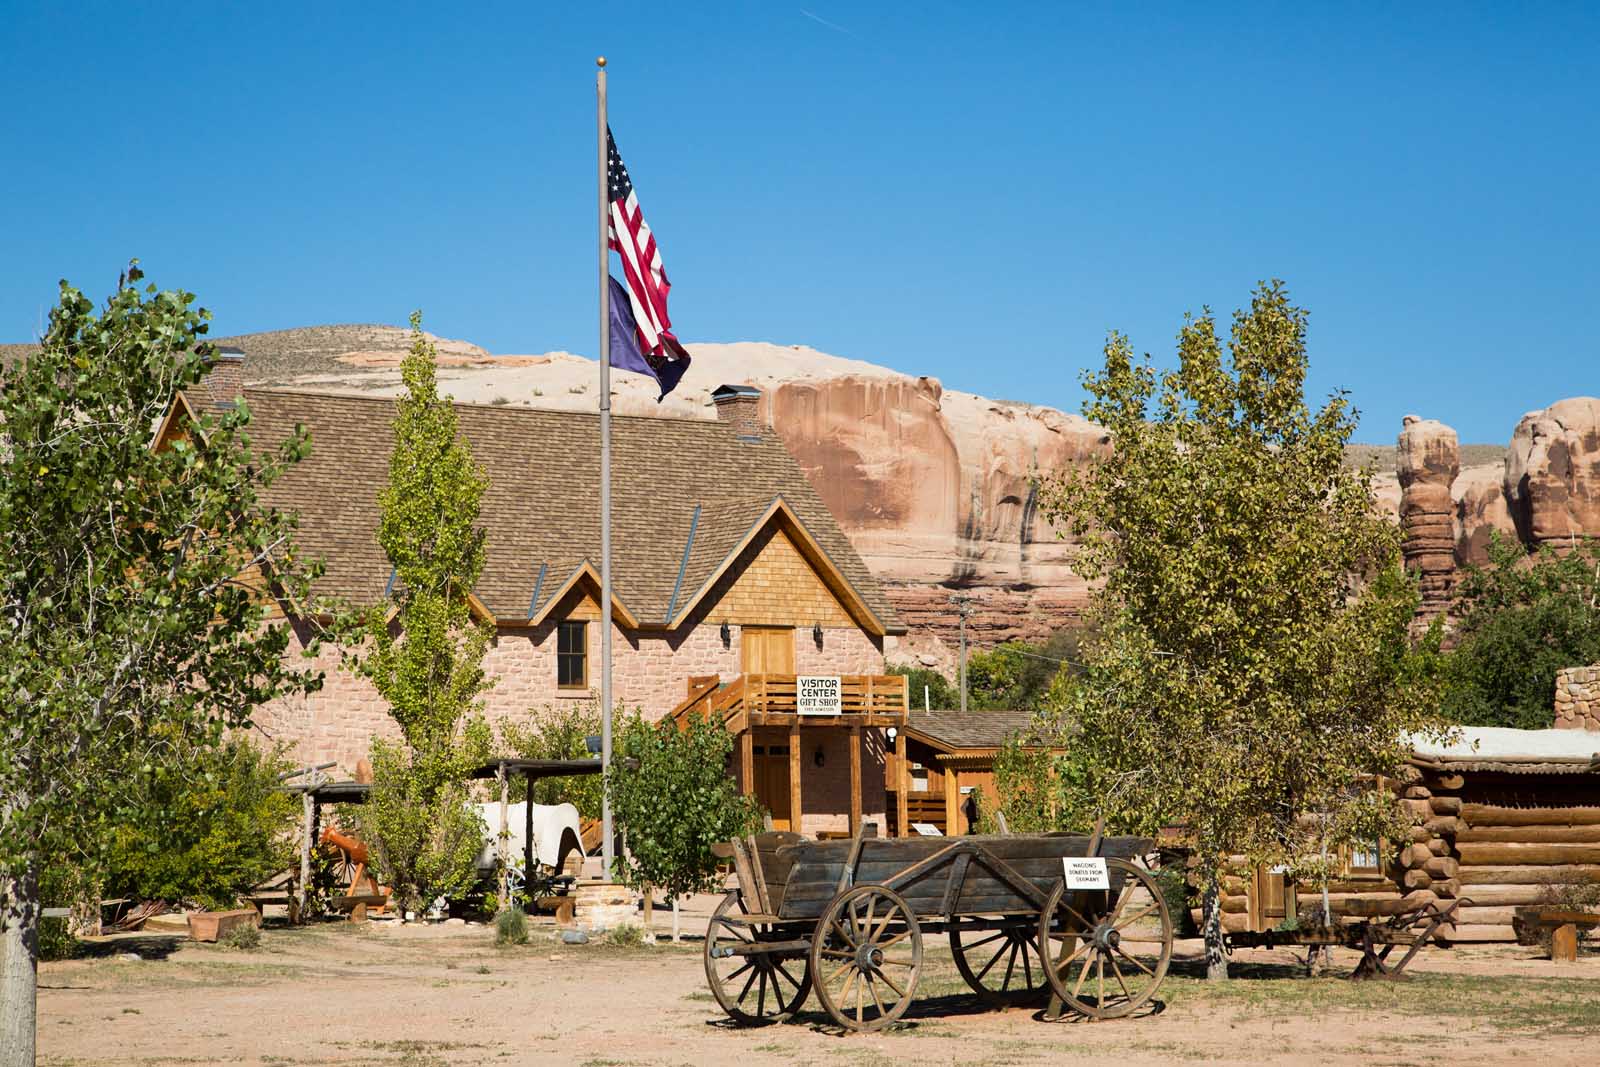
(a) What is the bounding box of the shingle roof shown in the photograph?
[242,388,903,633]
[904,709,1038,751]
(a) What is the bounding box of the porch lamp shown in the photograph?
[885,726,898,744]
[720,621,731,645]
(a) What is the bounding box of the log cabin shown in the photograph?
[1214,726,1600,943]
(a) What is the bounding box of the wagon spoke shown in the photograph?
[874,966,905,999]
[818,948,855,961]
[831,919,859,948]
[838,967,859,1008]
[1106,950,1132,999]
[1050,897,1097,933]
[976,937,1012,981]
[738,963,760,1004]
[855,968,865,1022]
[1105,883,1135,928]
[1070,951,1093,999]
[757,967,768,1017]
[872,903,899,943]
[960,930,1010,951]
[876,929,913,951]
[1113,943,1156,978]
[1049,935,1094,976]
[1096,953,1105,1007]
[773,959,803,992]
[1113,903,1160,932]
[1020,936,1035,989]
[867,973,887,1018]
[723,959,755,985]
[1000,939,1020,990]
[826,958,856,987]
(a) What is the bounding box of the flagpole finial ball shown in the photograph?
[596,56,606,68]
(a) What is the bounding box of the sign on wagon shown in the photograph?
[797,675,842,716]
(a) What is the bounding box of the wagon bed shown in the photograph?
[705,824,1175,1031]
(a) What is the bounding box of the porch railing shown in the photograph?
[667,673,910,732]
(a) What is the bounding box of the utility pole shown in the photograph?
[949,593,974,713]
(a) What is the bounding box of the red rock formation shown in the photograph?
[1397,416,1460,623]
[1505,397,1600,549]
[758,375,1108,664]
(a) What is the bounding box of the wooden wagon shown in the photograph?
[705,825,1175,1031]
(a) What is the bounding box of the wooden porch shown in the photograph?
[668,673,912,838]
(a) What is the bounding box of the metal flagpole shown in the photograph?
[596,56,615,877]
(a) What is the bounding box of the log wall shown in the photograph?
[1195,766,1600,943]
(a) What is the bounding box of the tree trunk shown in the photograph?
[1202,867,1229,980]
[1,853,40,1067]
[672,897,680,943]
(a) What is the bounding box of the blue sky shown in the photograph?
[2,2,1595,443]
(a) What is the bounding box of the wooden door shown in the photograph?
[1249,867,1297,932]
[741,625,795,675]
[752,737,792,831]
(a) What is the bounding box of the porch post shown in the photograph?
[788,720,802,835]
[849,723,862,835]
[944,765,961,835]
[739,730,754,796]
[895,729,909,838]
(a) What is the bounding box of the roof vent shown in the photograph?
[711,383,763,440]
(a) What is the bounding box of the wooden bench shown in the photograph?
[1513,908,1600,962]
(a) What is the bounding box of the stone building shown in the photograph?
[172,370,911,836]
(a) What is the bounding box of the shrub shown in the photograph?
[494,905,529,946]
[221,923,261,950]
[37,917,76,962]
[103,738,300,911]
[605,923,644,948]
[498,703,604,819]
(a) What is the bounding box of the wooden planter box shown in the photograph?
[187,909,261,943]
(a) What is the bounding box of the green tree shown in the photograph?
[887,664,958,710]
[607,712,762,940]
[1442,532,1600,729]
[1036,281,1444,979]
[354,313,492,917]
[0,265,323,1062]
[104,738,301,911]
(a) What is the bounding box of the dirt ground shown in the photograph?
[36,894,1600,1067]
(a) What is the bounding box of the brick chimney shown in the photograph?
[192,345,246,409]
[712,384,763,439]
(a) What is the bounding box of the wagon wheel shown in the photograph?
[703,890,810,1026]
[809,884,923,1032]
[1038,857,1173,1020]
[950,919,1050,1007]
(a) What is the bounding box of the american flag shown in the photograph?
[606,127,682,359]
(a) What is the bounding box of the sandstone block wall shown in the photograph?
[253,620,885,776]
[1554,665,1600,730]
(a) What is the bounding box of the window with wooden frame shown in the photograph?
[557,620,588,689]
[1345,839,1384,876]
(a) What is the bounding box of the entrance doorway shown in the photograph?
[751,736,793,831]
[741,625,795,675]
